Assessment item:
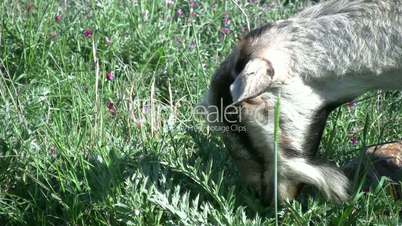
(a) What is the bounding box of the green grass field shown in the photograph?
[0,0,401,225]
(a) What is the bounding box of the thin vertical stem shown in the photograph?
[92,38,100,140]
[230,0,250,32]
[273,94,281,226]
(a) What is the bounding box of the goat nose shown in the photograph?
[230,58,273,104]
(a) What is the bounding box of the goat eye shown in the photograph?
[267,67,275,78]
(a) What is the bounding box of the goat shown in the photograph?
[203,0,402,204]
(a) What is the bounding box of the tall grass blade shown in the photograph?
[273,94,281,226]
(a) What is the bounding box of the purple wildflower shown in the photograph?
[221,27,230,35]
[83,29,93,38]
[106,71,114,81]
[223,13,231,27]
[189,0,197,9]
[55,15,62,23]
[350,136,358,146]
[176,8,184,17]
[221,13,231,36]
[107,101,117,116]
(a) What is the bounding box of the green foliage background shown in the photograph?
[0,0,400,225]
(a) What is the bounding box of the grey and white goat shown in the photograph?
[204,0,402,204]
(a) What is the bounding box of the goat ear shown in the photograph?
[230,58,274,104]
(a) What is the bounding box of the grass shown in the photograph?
[0,0,401,225]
